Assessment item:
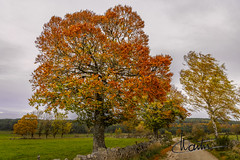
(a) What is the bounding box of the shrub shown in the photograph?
[115,128,122,137]
[233,145,240,154]
[215,135,233,150]
[163,130,172,142]
[191,123,206,141]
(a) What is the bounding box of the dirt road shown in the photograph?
[164,138,218,160]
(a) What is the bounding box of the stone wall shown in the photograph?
[73,140,159,160]
[50,134,172,160]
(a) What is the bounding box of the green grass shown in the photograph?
[206,133,240,160]
[0,131,147,160]
[209,149,240,160]
[207,133,240,140]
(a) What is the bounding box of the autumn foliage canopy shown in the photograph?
[13,114,38,138]
[30,5,172,125]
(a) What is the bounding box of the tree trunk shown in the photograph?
[92,93,107,152]
[211,117,218,138]
[93,119,106,152]
[153,128,159,139]
[45,131,49,139]
[93,109,106,152]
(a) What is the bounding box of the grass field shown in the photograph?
[207,133,240,140]
[0,131,147,160]
[205,133,240,160]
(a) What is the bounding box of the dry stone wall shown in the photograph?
[73,140,158,160]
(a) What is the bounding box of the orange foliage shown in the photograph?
[13,114,38,138]
[29,5,172,127]
[153,145,172,160]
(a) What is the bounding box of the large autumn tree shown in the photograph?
[29,5,172,151]
[180,51,240,138]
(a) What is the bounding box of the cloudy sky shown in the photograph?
[0,0,240,119]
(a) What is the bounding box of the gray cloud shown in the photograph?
[0,39,24,76]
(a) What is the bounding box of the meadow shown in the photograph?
[0,131,146,160]
[207,134,240,141]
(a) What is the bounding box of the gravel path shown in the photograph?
[164,138,219,160]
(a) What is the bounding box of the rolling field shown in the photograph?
[0,131,146,160]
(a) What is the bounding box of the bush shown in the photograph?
[163,130,172,142]
[226,152,240,160]
[233,144,240,154]
[191,124,206,141]
[216,135,232,150]
[130,143,170,160]
[115,128,122,137]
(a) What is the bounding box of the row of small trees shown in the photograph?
[14,112,72,138]
[37,112,72,138]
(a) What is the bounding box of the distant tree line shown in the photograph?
[169,118,240,136]
[0,119,19,130]
[1,117,240,137]
[0,118,129,134]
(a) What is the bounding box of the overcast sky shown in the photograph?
[0,0,240,119]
